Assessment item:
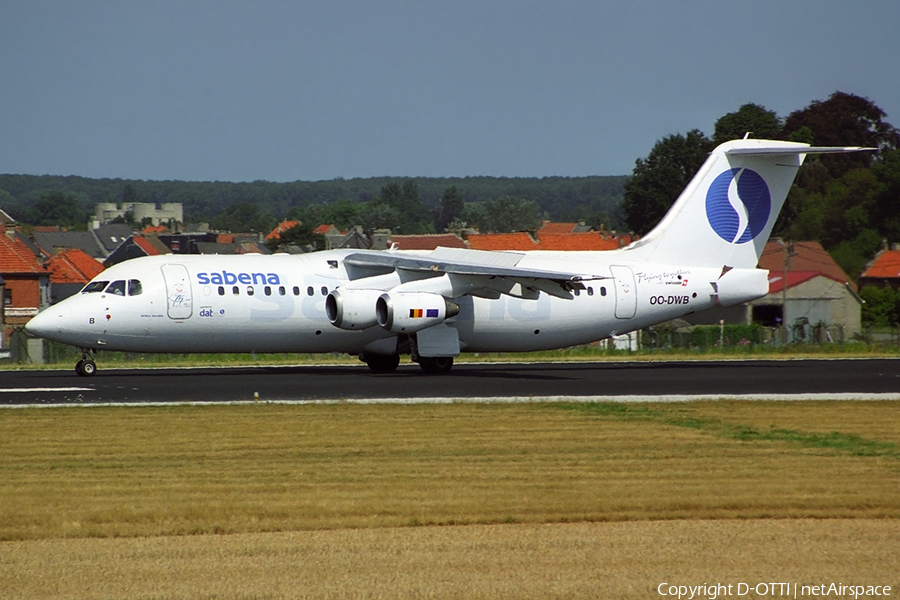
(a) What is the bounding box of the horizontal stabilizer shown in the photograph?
[727,145,876,156]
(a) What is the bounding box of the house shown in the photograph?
[32,229,108,260]
[93,223,136,256]
[537,221,592,234]
[45,248,105,304]
[467,232,537,251]
[0,224,50,357]
[466,230,629,251]
[103,235,169,266]
[858,246,900,289]
[684,240,862,340]
[389,234,467,251]
[265,220,300,242]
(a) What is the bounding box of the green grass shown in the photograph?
[559,401,900,457]
[7,338,900,371]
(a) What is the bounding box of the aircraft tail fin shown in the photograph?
[622,139,874,269]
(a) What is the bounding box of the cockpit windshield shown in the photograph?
[81,279,143,296]
[105,280,126,296]
[82,281,109,293]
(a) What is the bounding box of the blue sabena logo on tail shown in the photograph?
[705,168,771,243]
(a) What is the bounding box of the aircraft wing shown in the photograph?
[343,247,608,300]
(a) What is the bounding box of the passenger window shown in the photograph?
[233,286,239,295]
[247,286,254,296]
[264,286,272,296]
[574,288,581,296]
[82,281,109,293]
[105,280,126,296]
[307,286,314,296]
[293,286,300,296]
[218,286,225,296]
[600,287,607,297]
[128,280,143,296]
[279,286,286,296]
[320,286,328,296]
[587,287,594,296]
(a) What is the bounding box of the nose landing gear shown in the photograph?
[75,351,97,377]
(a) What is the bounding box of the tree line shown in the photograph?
[0,172,628,236]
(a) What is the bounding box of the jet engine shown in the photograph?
[325,289,383,330]
[375,292,460,333]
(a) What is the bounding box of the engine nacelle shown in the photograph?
[376,292,460,333]
[325,289,383,330]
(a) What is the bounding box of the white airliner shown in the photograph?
[26,139,871,376]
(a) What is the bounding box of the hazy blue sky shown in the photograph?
[2,1,898,182]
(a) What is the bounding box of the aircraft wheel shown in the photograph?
[76,359,97,377]
[365,353,400,374]
[418,356,453,375]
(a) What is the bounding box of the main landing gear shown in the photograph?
[75,350,97,377]
[360,352,455,375]
[416,356,454,375]
[361,352,401,374]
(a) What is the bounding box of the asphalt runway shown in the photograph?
[1,358,899,406]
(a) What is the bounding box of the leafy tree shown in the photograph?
[30,192,88,228]
[434,186,465,232]
[321,198,359,230]
[781,91,900,177]
[358,202,403,231]
[622,130,714,235]
[122,184,137,204]
[210,202,276,233]
[466,196,542,233]
[713,103,781,145]
[859,285,899,327]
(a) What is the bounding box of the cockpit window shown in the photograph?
[128,280,143,296]
[82,281,109,293]
[105,280,126,296]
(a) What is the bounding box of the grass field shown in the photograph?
[1,400,898,598]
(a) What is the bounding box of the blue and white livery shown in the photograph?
[26,139,873,376]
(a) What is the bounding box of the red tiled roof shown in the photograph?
[767,270,845,294]
[391,234,467,251]
[142,224,167,235]
[266,220,300,241]
[47,248,104,284]
[758,241,855,292]
[217,233,235,244]
[0,228,45,274]
[467,231,629,251]
[538,222,578,234]
[537,232,621,251]
[467,232,537,251]
[132,236,163,256]
[313,224,339,235]
[860,249,900,279]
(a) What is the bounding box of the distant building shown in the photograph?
[389,234,467,251]
[90,202,183,228]
[46,248,105,304]
[0,224,50,357]
[684,240,862,340]
[859,246,900,289]
[103,235,169,267]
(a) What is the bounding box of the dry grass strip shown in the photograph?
[1,519,897,599]
[1,401,899,542]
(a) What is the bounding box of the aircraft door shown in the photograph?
[610,265,636,319]
[161,264,193,320]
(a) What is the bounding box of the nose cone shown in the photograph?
[25,307,60,340]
